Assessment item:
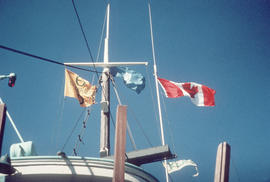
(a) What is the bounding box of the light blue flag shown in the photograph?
[111,67,145,94]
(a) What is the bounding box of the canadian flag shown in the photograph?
[158,78,216,107]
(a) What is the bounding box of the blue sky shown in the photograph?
[1,0,270,181]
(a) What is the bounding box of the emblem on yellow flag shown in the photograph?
[64,69,97,107]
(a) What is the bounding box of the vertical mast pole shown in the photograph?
[100,3,111,157]
[148,3,169,182]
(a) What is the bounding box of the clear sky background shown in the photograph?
[1,0,270,181]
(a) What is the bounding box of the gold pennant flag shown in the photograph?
[64,69,97,107]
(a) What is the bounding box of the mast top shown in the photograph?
[104,3,110,65]
[64,3,148,68]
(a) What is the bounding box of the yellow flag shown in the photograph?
[64,69,97,107]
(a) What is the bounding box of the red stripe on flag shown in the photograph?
[158,78,184,98]
[202,85,216,106]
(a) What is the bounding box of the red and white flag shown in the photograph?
[158,78,216,107]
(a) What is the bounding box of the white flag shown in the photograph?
[165,159,199,177]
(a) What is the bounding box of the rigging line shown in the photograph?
[73,108,91,155]
[71,0,100,79]
[95,7,106,65]
[110,75,137,150]
[74,109,91,150]
[91,3,107,84]
[103,0,110,7]
[231,155,241,182]
[160,91,177,154]
[160,93,193,157]
[112,71,153,147]
[145,66,161,141]
[52,73,66,151]
[129,107,153,147]
[71,1,108,107]
[0,45,101,73]
[168,174,174,182]
[114,94,153,147]
[61,108,86,152]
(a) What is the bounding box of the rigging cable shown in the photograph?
[52,73,66,151]
[61,108,86,153]
[70,3,113,155]
[73,108,91,156]
[71,0,100,80]
[231,153,241,182]
[111,72,153,148]
[91,2,107,84]
[145,66,162,144]
[129,107,153,147]
[110,75,137,150]
[0,45,100,73]
[160,90,177,155]
[62,2,109,155]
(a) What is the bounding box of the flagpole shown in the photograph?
[148,3,169,182]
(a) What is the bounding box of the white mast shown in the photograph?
[99,3,111,157]
[148,3,170,182]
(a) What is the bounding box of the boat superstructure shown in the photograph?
[2,156,158,182]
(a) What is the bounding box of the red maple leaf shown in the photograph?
[182,83,199,98]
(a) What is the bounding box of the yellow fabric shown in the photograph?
[64,69,97,107]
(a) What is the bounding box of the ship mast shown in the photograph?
[99,3,111,157]
[64,3,148,157]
